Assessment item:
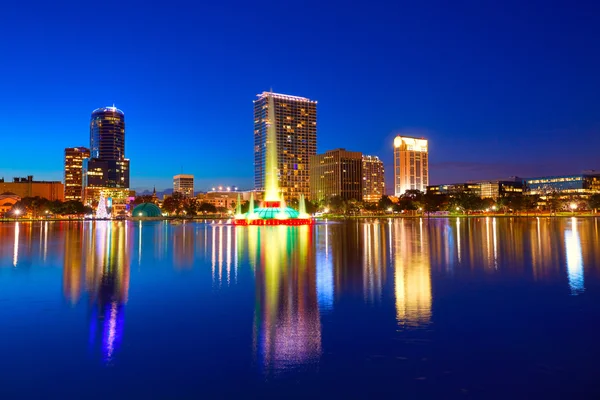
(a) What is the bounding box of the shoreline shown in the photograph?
[1,212,598,223]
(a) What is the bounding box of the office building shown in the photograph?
[362,155,385,202]
[0,176,64,201]
[309,148,363,202]
[479,178,523,199]
[427,178,523,199]
[173,174,194,197]
[394,136,428,196]
[64,147,90,201]
[254,91,317,200]
[525,172,600,196]
[82,106,131,208]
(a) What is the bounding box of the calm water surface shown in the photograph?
[1,218,599,399]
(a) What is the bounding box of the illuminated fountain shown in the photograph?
[234,94,312,226]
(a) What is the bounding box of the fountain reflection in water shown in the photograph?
[250,225,321,374]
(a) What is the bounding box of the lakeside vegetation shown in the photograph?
[3,191,599,221]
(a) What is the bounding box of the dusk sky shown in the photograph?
[1,0,599,192]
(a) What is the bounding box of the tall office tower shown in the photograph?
[394,136,428,196]
[173,174,194,197]
[64,147,90,201]
[309,148,363,202]
[254,91,317,200]
[362,155,385,202]
[82,106,131,207]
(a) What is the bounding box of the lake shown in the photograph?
[1,218,599,399]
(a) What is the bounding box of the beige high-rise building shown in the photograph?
[64,147,90,201]
[362,155,385,202]
[394,136,428,196]
[309,148,363,202]
[254,91,317,200]
[173,174,194,197]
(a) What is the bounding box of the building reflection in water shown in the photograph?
[248,225,321,374]
[565,217,584,295]
[211,224,238,286]
[392,219,432,328]
[315,223,334,312]
[63,223,84,304]
[81,221,131,364]
[362,221,387,303]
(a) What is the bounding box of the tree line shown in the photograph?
[7,197,92,217]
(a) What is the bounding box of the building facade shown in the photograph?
[394,136,428,196]
[309,148,363,202]
[64,147,90,201]
[427,179,523,199]
[362,155,385,202]
[525,173,600,196]
[173,174,194,197]
[0,176,64,201]
[254,92,317,200]
[197,190,240,210]
[82,106,130,207]
[479,179,523,199]
[0,192,21,216]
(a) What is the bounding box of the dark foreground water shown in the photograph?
[1,218,599,399]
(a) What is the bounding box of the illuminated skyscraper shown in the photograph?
[254,92,317,200]
[394,136,428,195]
[64,147,90,201]
[362,155,385,202]
[309,148,362,202]
[82,106,130,205]
[173,174,194,197]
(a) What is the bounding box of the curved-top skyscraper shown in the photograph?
[82,106,131,211]
[90,107,126,160]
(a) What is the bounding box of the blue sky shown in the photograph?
[1,0,599,192]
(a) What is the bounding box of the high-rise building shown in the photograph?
[173,174,194,197]
[64,147,90,201]
[82,106,131,210]
[309,148,363,202]
[254,91,317,200]
[362,155,385,202]
[394,136,428,196]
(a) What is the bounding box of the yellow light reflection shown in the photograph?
[565,217,584,295]
[13,222,19,267]
[393,220,432,327]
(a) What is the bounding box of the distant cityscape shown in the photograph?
[1,90,600,217]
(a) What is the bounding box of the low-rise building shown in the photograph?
[0,176,64,201]
[525,172,600,196]
[0,192,21,216]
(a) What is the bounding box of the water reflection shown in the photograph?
[2,217,600,378]
[83,222,131,364]
[393,219,432,328]
[316,222,334,312]
[565,217,584,295]
[248,226,322,375]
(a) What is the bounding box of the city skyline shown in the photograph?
[2,1,600,192]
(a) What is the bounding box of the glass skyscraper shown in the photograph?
[82,106,130,204]
[254,92,317,200]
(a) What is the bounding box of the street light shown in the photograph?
[570,202,577,215]
[13,209,21,219]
